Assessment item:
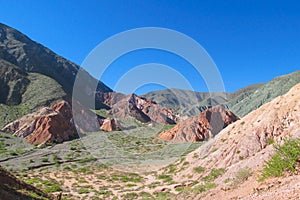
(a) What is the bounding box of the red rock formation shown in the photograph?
[109,94,179,124]
[100,118,118,132]
[2,101,78,145]
[158,105,239,142]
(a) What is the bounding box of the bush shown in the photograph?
[261,138,300,181]
[157,174,172,182]
[193,166,205,173]
[122,192,138,199]
[41,157,49,162]
[192,182,217,194]
[232,168,251,186]
[77,188,90,194]
[202,168,225,182]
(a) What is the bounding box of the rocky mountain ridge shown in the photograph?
[143,70,300,118]
[158,105,239,142]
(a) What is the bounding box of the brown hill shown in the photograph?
[0,165,51,200]
[174,83,300,199]
[107,93,179,124]
[158,105,239,142]
[2,101,78,145]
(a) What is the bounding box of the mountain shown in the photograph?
[143,70,300,118]
[158,105,239,142]
[0,23,112,94]
[109,93,179,124]
[0,23,112,129]
[95,91,180,124]
[142,89,231,118]
[229,70,300,117]
[173,83,300,199]
[2,101,78,145]
[0,23,180,145]
[0,165,51,200]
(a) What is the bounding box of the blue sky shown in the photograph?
[0,0,299,94]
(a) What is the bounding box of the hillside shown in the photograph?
[0,165,51,200]
[143,71,300,118]
[0,23,112,128]
[143,88,230,117]
[171,83,300,199]
[230,70,300,117]
[0,23,112,94]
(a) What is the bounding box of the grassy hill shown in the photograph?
[229,70,300,117]
[0,70,66,128]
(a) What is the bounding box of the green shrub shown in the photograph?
[139,192,154,199]
[261,138,300,181]
[157,174,172,182]
[193,166,205,173]
[78,157,96,163]
[122,192,138,199]
[77,188,90,194]
[154,191,172,200]
[43,184,62,193]
[202,168,225,182]
[167,164,176,174]
[267,137,275,145]
[41,157,49,162]
[232,168,251,186]
[192,182,217,194]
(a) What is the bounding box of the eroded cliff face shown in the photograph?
[107,93,180,124]
[158,105,239,142]
[2,101,78,145]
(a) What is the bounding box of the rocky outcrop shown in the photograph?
[1,101,78,145]
[109,94,179,124]
[100,118,118,132]
[158,105,239,142]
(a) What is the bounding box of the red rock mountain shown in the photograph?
[158,105,239,142]
[2,101,78,145]
[1,100,121,145]
[100,93,180,124]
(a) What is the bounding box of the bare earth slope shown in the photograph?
[175,83,300,199]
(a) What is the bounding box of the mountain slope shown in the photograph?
[173,83,300,199]
[143,71,300,118]
[0,23,112,94]
[143,89,230,117]
[230,70,300,117]
[0,23,112,129]
[0,165,51,200]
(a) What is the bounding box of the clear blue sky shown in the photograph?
[0,0,299,94]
